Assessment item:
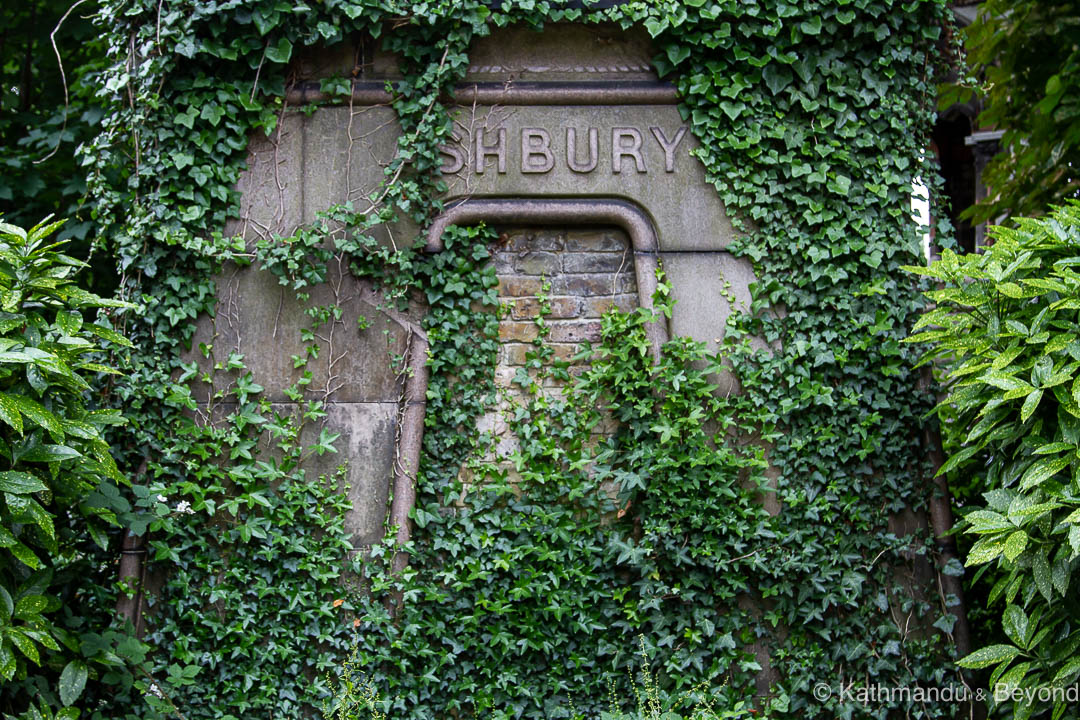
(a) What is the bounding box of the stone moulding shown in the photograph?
[383,197,670,611]
[284,80,679,106]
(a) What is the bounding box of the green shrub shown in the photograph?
[0,217,136,718]
[324,636,764,720]
[906,201,1080,719]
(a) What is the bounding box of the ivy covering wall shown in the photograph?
[8,1,964,719]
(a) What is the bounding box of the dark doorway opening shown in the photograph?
[934,110,977,253]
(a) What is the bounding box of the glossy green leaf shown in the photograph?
[0,472,46,494]
[59,660,88,706]
[1019,456,1071,490]
[958,644,1022,669]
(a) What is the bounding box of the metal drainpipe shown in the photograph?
[116,529,147,637]
[386,331,430,617]
[919,366,971,657]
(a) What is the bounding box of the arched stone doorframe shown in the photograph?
[387,197,670,581]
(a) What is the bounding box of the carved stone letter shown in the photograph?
[649,126,687,173]
[474,128,507,174]
[566,127,598,173]
[612,127,646,174]
[439,132,465,174]
[521,128,554,173]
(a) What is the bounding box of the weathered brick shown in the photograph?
[594,412,621,435]
[499,321,540,342]
[541,377,571,392]
[583,294,637,318]
[497,229,528,250]
[564,365,590,383]
[563,252,630,274]
[514,251,561,275]
[500,228,564,252]
[508,296,583,320]
[565,230,629,252]
[549,343,584,363]
[490,224,643,416]
[561,273,637,296]
[502,343,531,366]
[548,321,602,343]
[493,252,516,273]
[497,276,545,297]
[493,365,517,388]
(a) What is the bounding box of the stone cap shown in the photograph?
[465,23,658,83]
[289,23,658,88]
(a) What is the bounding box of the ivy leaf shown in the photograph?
[827,174,851,196]
[762,63,793,95]
[666,44,690,67]
[643,18,666,38]
[933,613,957,633]
[265,37,293,64]
[200,104,225,127]
[171,152,194,171]
[719,102,744,121]
[174,108,197,129]
[800,16,823,35]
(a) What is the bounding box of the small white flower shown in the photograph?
[156,494,168,503]
[175,500,194,515]
[148,682,164,699]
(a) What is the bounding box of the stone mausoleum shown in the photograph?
[189,23,758,549]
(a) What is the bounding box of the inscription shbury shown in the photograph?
[440,125,689,175]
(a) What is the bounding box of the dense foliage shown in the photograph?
[342,264,772,719]
[660,1,962,715]
[328,633,762,720]
[1,0,962,718]
[947,0,1080,223]
[0,218,136,717]
[0,2,105,256]
[908,202,1080,720]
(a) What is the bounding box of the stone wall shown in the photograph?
[201,22,760,550]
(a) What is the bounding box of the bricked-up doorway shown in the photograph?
[385,198,669,578]
[473,226,639,460]
[496,226,637,366]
